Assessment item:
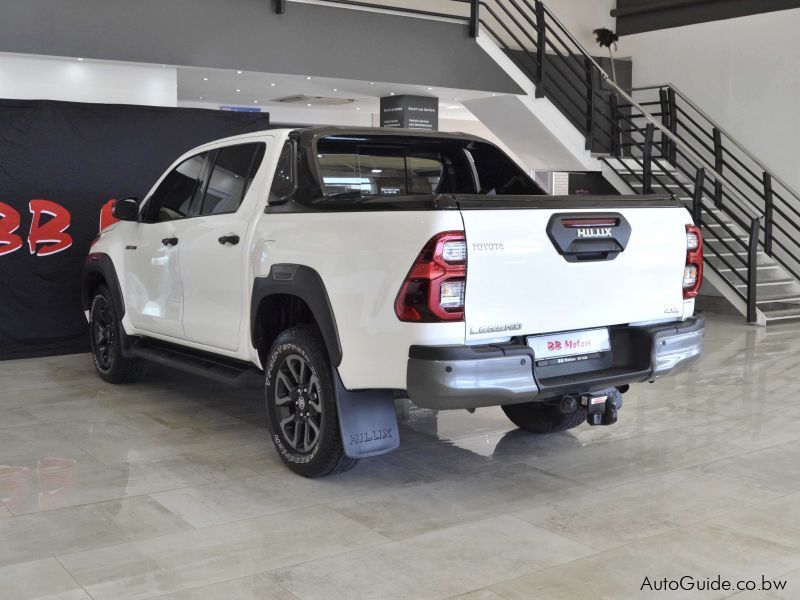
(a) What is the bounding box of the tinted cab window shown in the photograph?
[199,143,265,216]
[144,152,209,222]
[316,140,474,201]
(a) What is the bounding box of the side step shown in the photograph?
[127,338,263,389]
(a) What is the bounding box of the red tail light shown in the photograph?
[683,224,703,298]
[395,231,466,322]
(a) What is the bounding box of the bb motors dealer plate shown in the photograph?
[527,328,610,362]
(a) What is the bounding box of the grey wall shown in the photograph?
[0,0,522,94]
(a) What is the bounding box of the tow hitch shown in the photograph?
[581,389,623,426]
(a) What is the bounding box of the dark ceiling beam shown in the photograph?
[614,0,800,35]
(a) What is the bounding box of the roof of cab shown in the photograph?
[290,125,488,145]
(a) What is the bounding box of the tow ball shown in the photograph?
[561,390,623,426]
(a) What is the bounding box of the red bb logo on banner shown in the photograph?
[0,201,24,256]
[0,200,74,256]
[28,199,73,256]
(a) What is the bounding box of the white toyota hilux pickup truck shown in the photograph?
[83,127,705,477]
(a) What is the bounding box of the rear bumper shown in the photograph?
[406,314,705,410]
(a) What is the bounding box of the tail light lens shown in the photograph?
[684,224,703,298]
[395,231,466,322]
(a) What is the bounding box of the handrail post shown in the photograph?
[667,87,678,164]
[469,0,479,38]
[643,123,655,194]
[747,217,760,324]
[275,0,286,14]
[693,167,705,227]
[764,172,774,256]
[534,1,546,98]
[610,93,621,158]
[584,57,595,151]
[659,88,670,159]
[713,127,723,207]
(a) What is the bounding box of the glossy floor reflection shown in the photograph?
[1,312,799,599]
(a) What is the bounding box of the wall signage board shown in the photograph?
[220,105,263,112]
[380,95,438,130]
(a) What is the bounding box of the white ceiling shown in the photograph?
[176,65,503,120]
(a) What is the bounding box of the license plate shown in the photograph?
[527,328,610,360]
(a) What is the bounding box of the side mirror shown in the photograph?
[112,197,139,222]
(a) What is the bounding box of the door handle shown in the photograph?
[218,234,240,246]
[161,237,179,247]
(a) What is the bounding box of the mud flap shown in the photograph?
[334,370,400,459]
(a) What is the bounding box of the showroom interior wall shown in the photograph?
[0,0,520,95]
[618,8,800,192]
[343,0,616,47]
[0,54,177,106]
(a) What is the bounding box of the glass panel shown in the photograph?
[357,147,407,197]
[269,141,294,201]
[318,150,363,198]
[147,152,208,222]
[468,143,545,195]
[200,143,263,216]
[407,151,446,194]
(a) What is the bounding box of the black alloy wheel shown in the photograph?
[91,295,115,372]
[274,353,323,454]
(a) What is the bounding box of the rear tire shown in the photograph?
[264,325,357,478]
[89,285,144,384]
[501,401,586,434]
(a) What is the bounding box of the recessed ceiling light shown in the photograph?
[356,107,361,110]
[427,87,433,90]
[390,92,395,96]
[332,88,338,92]
[269,82,276,87]
[252,100,258,104]
[491,93,497,96]
[306,76,312,80]
[235,89,241,93]
[307,103,312,107]
[236,70,243,74]
[369,82,375,85]
[77,57,85,61]
[203,77,208,81]
[161,64,167,68]
[199,96,204,100]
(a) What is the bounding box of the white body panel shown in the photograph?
[124,219,186,338]
[461,207,692,343]
[89,128,697,394]
[179,211,247,351]
[255,211,466,389]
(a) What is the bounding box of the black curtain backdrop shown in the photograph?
[0,99,270,360]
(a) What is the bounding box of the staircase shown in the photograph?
[276,0,800,324]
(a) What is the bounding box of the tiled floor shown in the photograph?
[1,312,799,599]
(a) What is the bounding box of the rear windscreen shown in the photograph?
[314,136,545,203]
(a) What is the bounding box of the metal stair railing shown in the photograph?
[275,0,765,322]
[626,83,800,288]
[481,0,763,321]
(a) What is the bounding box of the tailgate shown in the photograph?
[459,196,691,343]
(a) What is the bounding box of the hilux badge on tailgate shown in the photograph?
[576,227,613,239]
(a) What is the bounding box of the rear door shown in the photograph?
[460,199,690,343]
[179,141,267,351]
